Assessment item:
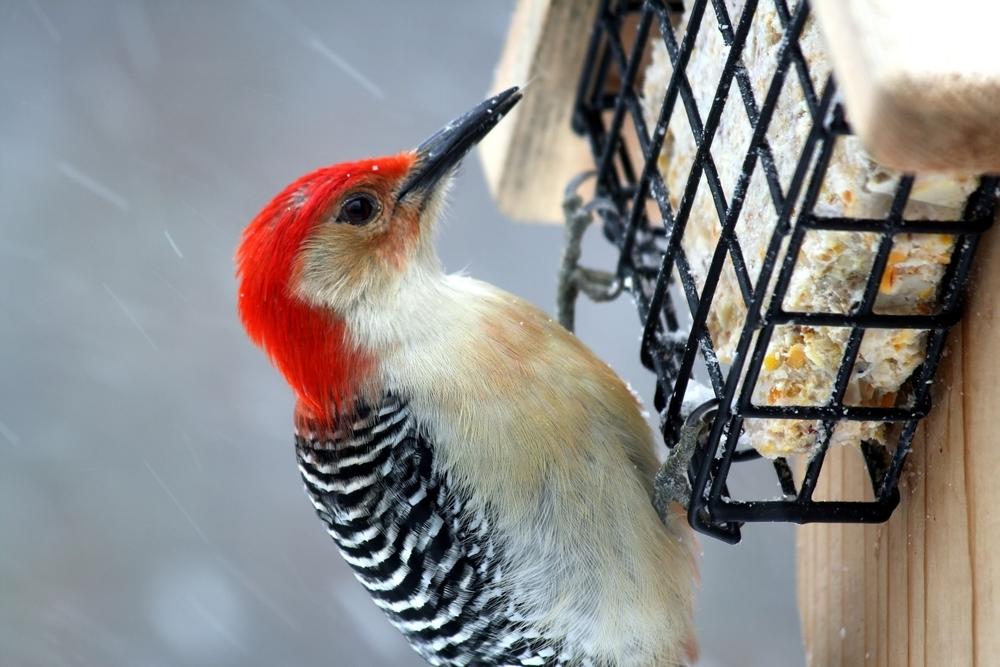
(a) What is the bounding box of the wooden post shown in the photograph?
[796,222,1000,666]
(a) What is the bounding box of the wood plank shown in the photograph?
[812,0,1000,173]
[797,219,1000,665]
[963,236,1000,663]
[478,0,601,223]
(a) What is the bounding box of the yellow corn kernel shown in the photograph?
[880,266,896,293]
[888,249,908,264]
[786,343,807,369]
[763,352,782,371]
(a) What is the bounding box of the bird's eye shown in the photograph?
[336,193,380,226]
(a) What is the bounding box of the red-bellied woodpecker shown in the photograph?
[236,87,697,666]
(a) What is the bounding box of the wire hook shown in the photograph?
[557,172,624,331]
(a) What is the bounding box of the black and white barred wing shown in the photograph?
[294,396,562,666]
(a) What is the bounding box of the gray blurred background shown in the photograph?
[0,2,803,665]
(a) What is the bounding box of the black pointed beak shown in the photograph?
[397,86,522,205]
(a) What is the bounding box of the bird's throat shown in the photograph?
[241,290,374,428]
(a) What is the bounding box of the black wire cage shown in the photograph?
[571,0,1000,542]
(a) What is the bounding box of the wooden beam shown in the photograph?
[812,0,1000,173]
[478,0,600,223]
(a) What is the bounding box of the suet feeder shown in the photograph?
[481,0,1000,663]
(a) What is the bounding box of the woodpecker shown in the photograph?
[236,87,697,666]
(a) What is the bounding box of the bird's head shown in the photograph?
[236,87,521,423]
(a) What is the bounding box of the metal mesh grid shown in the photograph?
[571,0,1000,542]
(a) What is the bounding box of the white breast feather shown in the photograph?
[344,257,696,666]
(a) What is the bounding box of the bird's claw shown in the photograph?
[654,400,718,518]
[654,424,698,516]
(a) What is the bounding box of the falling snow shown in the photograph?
[27,0,61,42]
[103,283,158,350]
[308,37,385,99]
[143,460,208,544]
[57,161,130,211]
[163,230,184,259]
[0,419,21,447]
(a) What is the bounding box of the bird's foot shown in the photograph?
[654,399,718,517]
